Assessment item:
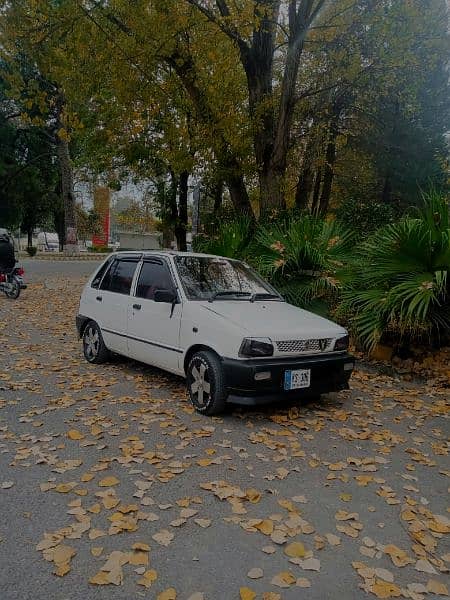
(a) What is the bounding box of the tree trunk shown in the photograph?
[295,163,313,211]
[167,49,254,218]
[219,152,254,217]
[311,167,322,214]
[318,98,345,214]
[56,136,78,255]
[233,1,321,213]
[166,169,178,249]
[27,228,33,248]
[212,180,223,215]
[295,130,316,211]
[318,125,338,214]
[175,170,189,251]
[381,175,392,204]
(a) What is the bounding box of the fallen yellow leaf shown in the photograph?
[240,587,257,600]
[427,579,449,595]
[99,476,119,487]
[138,569,158,588]
[255,520,274,535]
[246,489,262,503]
[67,429,84,441]
[371,579,402,598]
[284,542,306,558]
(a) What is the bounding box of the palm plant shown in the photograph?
[250,214,354,313]
[340,190,450,350]
[192,216,254,259]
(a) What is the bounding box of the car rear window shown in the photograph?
[91,259,112,289]
[100,259,138,295]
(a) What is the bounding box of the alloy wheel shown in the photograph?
[190,360,211,408]
[84,326,100,361]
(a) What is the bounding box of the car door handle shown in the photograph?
[96,296,102,302]
[132,303,141,310]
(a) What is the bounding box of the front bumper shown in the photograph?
[222,352,354,405]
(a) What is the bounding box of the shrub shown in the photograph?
[192,216,254,259]
[340,190,450,350]
[26,246,37,257]
[250,214,354,314]
[335,197,398,237]
[91,245,110,253]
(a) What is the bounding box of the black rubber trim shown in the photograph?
[102,327,183,354]
[76,314,90,337]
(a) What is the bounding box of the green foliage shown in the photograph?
[335,197,398,237]
[251,215,354,314]
[193,213,354,315]
[193,216,254,259]
[75,205,102,241]
[340,190,450,350]
[91,245,110,253]
[0,71,58,234]
[26,246,37,256]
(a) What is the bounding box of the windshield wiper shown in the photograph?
[249,293,281,303]
[208,290,251,302]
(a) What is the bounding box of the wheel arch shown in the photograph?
[183,344,221,374]
[77,316,93,339]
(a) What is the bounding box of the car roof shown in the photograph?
[112,250,239,261]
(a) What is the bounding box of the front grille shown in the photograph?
[276,338,333,353]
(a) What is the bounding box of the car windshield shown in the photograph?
[174,255,280,301]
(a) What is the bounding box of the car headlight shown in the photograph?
[334,334,349,351]
[239,337,274,357]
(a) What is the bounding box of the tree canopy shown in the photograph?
[0,0,448,233]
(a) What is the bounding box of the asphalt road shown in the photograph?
[20,258,102,282]
[0,261,448,600]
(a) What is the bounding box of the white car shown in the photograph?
[76,251,354,415]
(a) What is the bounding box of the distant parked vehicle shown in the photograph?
[0,265,26,299]
[0,233,26,299]
[37,232,59,252]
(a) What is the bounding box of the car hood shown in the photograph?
[198,300,346,339]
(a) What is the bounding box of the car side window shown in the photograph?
[136,260,175,300]
[100,259,138,295]
[91,259,112,289]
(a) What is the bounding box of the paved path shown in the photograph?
[0,264,448,600]
[20,258,102,282]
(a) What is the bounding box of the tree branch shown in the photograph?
[295,81,342,103]
[185,0,249,51]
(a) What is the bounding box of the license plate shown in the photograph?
[284,369,311,390]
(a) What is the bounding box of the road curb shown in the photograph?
[20,254,104,261]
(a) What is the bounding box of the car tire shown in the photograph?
[82,320,110,364]
[187,351,227,415]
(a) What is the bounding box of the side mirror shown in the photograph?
[154,289,177,304]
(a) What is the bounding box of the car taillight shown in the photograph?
[0,273,5,282]
[16,267,24,276]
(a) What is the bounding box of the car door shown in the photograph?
[81,256,114,321]
[127,258,183,374]
[95,256,140,355]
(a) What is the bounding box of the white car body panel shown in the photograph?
[127,295,183,374]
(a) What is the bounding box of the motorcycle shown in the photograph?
[0,265,26,299]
